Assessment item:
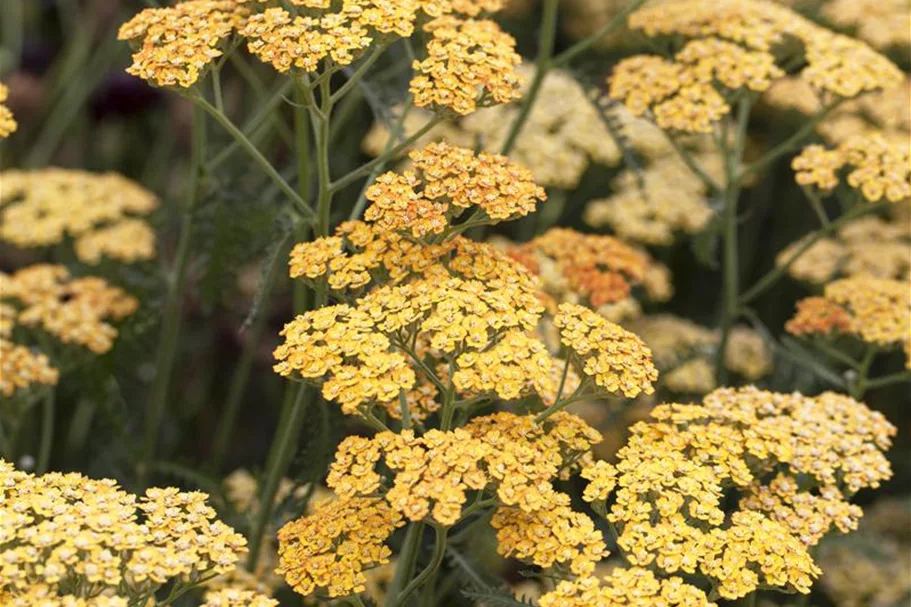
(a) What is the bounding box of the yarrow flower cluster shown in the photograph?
[609,0,902,133]
[580,386,895,600]
[538,566,716,607]
[0,169,158,264]
[508,227,673,319]
[786,276,911,367]
[0,460,270,606]
[0,82,16,138]
[365,142,546,237]
[776,214,911,284]
[0,265,138,399]
[118,0,250,87]
[792,133,911,203]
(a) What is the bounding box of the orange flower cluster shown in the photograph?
[0,169,158,264]
[365,142,545,237]
[509,228,672,318]
[582,386,895,599]
[787,277,911,366]
[119,0,249,87]
[538,567,716,607]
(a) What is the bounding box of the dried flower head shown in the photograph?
[410,17,522,115]
[0,82,16,138]
[0,169,158,264]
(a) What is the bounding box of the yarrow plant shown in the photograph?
[0,1,906,606]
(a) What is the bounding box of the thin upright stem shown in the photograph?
[140,103,206,488]
[330,44,387,105]
[715,96,753,384]
[192,94,316,221]
[386,522,425,605]
[850,347,878,399]
[313,77,334,237]
[247,384,313,570]
[499,0,559,155]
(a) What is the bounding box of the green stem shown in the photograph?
[863,369,911,392]
[550,0,647,68]
[387,525,448,607]
[330,44,387,105]
[738,99,843,181]
[802,185,830,227]
[247,384,313,570]
[331,115,446,192]
[850,347,878,399]
[349,98,414,221]
[313,77,333,237]
[500,0,559,155]
[209,232,290,472]
[36,389,55,474]
[140,103,206,488]
[386,522,425,604]
[739,201,888,305]
[715,96,753,384]
[192,94,315,221]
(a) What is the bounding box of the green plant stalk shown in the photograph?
[550,0,647,68]
[247,384,313,570]
[36,389,55,474]
[193,94,316,221]
[387,524,448,607]
[140,103,206,488]
[850,347,878,399]
[313,77,333,238]
[715,96,753,384]
[499,0,559,155]
[209,233,290,473]
[349,98,415,221]
[863,370,911,392]
[386,522,425,604]
[739,200,888,305]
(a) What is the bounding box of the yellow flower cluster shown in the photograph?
[119,0,249,87]
[275,496,403,598]
[776,215,911,284]
[628,0,902,98]
[0,82,16,138]
[0,339,59,398]
[585,150,722,245]
[410,17,522,115]
[273,304,416,415]
[2,264,138,354]
[509,228,673,317]
[201,588,278,607]
[538,567,716,607]
[583,386,895,599]
[609,37,782,133]
[793,133,910,203]
[787,277,911,366]
[822,0,911,50]
[0,461,253,603]
[0,169,158,264]
[491,492,608,575]
[365,142,545,237]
